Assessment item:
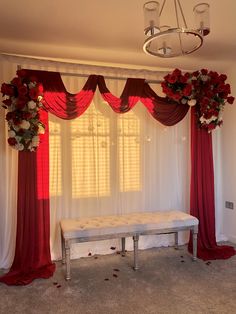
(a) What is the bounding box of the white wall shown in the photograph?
[221,65,236,243]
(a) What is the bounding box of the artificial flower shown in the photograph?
[162,68,235,132]
[1,71,45,151]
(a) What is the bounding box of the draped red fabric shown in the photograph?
[97,76,146,113]
[188,107,235,260]
[140,83,189,125]
[0,109,55,285]
[97,75,189,125]
[1,69,234,285]
[26,70,98,119]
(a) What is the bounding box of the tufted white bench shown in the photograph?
[60,210,199,280]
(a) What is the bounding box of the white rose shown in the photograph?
[38,124,45,134]
[32,136,39,146]
[201,75,209,82]
[20,120,31,130]
[13,125,20,132]
[208,116,217,123]
[28,143,35,152]
[8,130,16,137]
[28,82,36,89]
[28,100,36,110]
[15,143,24,151]
[200,116,206,123]
[188,99,197,107]
[15,136,22,143]
[11,97,17,105]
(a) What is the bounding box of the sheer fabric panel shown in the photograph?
[0,59,18,269]
[49,73,191,260]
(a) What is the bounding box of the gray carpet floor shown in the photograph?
[0,244,236,314]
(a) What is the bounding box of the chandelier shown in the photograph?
[143,0,210,58]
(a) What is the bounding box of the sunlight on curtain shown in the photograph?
[118,111,141,192]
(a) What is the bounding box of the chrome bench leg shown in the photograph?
[133,234,139,270]
[61,230,65,264]
[121,237,126,254]
[192,227,198,261]
[65,240,71,280]
[174,232,178,249]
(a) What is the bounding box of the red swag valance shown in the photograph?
[1,69,234,285]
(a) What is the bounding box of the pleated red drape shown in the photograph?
[1,69,234,285]
[188,107,235,260]
[0,109,55,285]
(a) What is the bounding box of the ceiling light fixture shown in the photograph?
[143,0,210,58]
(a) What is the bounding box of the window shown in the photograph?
[49,103,141,199]
[118,111,141,192]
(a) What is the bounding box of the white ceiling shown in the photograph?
[0,0,235,71]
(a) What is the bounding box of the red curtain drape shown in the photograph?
[188,107,235,260]
[0,109,55,285]
[1,69,234,285]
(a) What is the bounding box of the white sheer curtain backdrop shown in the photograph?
[0,59,18,270]
[48,68,191,260]
[0,54,223,269]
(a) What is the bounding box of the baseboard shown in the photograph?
[216,234,228,242]
[227,235,236,244]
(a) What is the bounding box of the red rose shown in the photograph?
[218,120,223,127]
[8,137,17,146]
[224,84,231,94]
[16,96,28,109]
[6,112,14,121]
[22,112,32,119]
[29,88,39,100]
[201,97,210,106]
[169,75,178,84]
[1,83,15,96]
[201,69,208,75]
[184,72,191,79]
[227,96,235,104]
[219,74,227,82]
[172,92,181,101]
[3,98,12,107]
[192,71,199,78]
[207,122,216,131]
[211,101,219,109]
[206,90,214,98]
[183,84,192,96]
[162,84,171,95]
[13,118,21,125]
[18,129,25,136]
[172,68,182,77]
[179,75,187,83]
[18,85,28,96]
[209,71,219,84]
[11,77,22,87]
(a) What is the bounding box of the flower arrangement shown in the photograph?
[1,70,45,151]
[161,68,235,132]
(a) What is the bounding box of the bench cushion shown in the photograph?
[60,211,198,240]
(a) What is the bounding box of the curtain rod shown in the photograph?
[59,71,162,84]
[17,65,163,85]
